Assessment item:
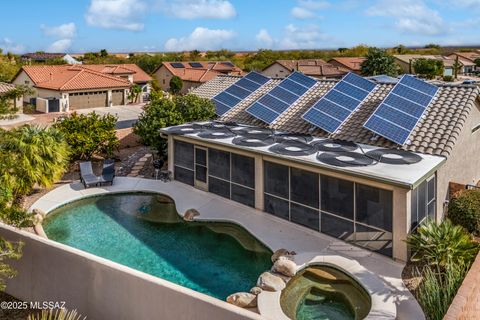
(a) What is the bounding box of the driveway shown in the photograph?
[76,104,145,129]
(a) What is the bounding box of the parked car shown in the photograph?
[462,80,478,85]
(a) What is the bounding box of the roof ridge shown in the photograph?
[59,69,85,90]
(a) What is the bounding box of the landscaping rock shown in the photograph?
[272,256,297,277]
[250,286,262,295]
[257,272,286,291]
[183,209,200,221]
[271,248,293,263]
[226,292,257,308]
[32,208,47,217]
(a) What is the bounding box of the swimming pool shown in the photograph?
[43,192,272,300]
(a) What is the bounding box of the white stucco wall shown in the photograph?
[0,224,263,320]
[262,63,291,78]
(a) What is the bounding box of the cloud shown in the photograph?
[291,0,329,19]
[256,24,333,50]
[158,0,236,19]
[165,27,235,51]
[256,29,274,48]
[47,39,73,52]
[367,0,447,36]
[0,38,25,54]
[41,23,76,38]
[86,0,147,31]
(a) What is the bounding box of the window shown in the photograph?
[264,161,289,198]
[208,149,230,180]
[264,194,289,220]
[321,213,354,241]
[291,203,319,231]
[321,176,354,219]
[410,175,436,232]
[173,140,194,185]
[291,168,319,208]
[231,154,255,188]
[355,184,393,232]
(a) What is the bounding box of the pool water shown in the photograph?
[43,193,272,300]
[281,266,371,320]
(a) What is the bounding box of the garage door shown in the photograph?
[69,91,107,110]
[112,90,124,106]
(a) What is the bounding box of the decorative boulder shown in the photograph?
[250,286,262,295]
[257,272,286,291]
[272,256,297,277]
[183,209,200,221]
[32,208,47,217]
[271,248,293,263]
[226,292,257,308]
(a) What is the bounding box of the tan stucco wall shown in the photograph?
[170,135,409,261]
[0,224,262,320]
[12,70,36,102]
[262,63,291,78]
[394,59,410,74]
[436,99,480,220]
[154,65,174,92]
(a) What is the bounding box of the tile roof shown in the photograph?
[394,54,459,67]
[81,64,152,83]
[0,82,16,95]
[191,74,480,157]
[451,52,480,63]
[21,65,131,91]
[328,57,366,71]
[267,59,348,78]
[159,61,243,83]
[21,52,65,60]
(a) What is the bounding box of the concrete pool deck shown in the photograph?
[31,177,424,320]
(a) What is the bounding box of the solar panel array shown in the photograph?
[212,71,270,116]
[189,62,202,68]
[171,62,184,68]
[364,75,439,145]
[246,72,317,124]
[302,73,377,133]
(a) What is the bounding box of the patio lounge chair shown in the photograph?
[79,161,100,188]
[100,159,115,186]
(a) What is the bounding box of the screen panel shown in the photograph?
[302,72,376,133]
[212,71,270,116]
[246,71,317,124]
[363,75,439,145]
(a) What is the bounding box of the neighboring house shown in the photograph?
[0,82,23,113]
[21,53,81,65]
[80,64,152,102]
[328,57,366,74]
[394,54,459,77]
[262,59,348,79]
[447,52,480,74]
[153,61,243,94]
[161,73,480,262]
[13,65,131,112]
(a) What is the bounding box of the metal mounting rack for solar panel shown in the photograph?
[245,71,317,124]
[363,74,439,145]
[302,72,377,133]
[212,71,270,116]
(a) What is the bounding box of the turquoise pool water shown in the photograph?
[43,192,272,300]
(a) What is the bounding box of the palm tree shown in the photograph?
[128,84,142,103]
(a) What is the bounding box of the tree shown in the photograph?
[53,112,119,160]
[361,47,398,76]
[412,58,444,79]
[0,85,33,119]
[453,56,461,79]
[474,58,480,68]
[0,238,23,291]
[190,50,201,60]
[100,49,108,57]
[133,93,215,154]
[169,76,183,94]
[129,84,142,103]
[394,44,408,54]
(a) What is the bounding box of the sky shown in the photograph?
[0,0,479,54]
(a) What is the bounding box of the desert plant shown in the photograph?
[415,264,468,320]
[169,75,183,94]
[361,47,398,76]
[0,238,23,291]
[406,219,479,268]
[53,112,119,160]
[443,75,454,82]
[28,309,85,320]
[448,189,480,235]
[128,84,142,103]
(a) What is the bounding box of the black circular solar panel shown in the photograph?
[312,139,358,152]
[197,129,236,139]
[269,140,317,156]
[365,148,422,165]
[164,125,203,135]
[274,133,314,143]
[317,152,375,167]
[232,127,274,138]
[232,136,276,147]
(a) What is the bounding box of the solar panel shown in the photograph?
[246,71,316,124]
[212,71,270,116]
[171,62,184,68]
[363,75,439,145]
[302,72,376,133]
[189,62,202,68]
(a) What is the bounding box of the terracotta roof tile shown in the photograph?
[328,57,366,71]
[81,64,152,83]
[192,75,480,157]
[0,82,16,95]
[160,61,243,83]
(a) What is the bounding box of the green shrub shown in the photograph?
[448,189,480,235]
[0,238,23,291]
[406,219,479,268]
[53,112,119,160]
[133,93,215,155]
[28,309,85,320]
[443,75,454,82]
[169,75,183,94]
[415,264,468,320]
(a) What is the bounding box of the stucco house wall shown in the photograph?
[154,65,174,92]
[12,70,36,103]
[436,98,480,220]
[262,63,291,78]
